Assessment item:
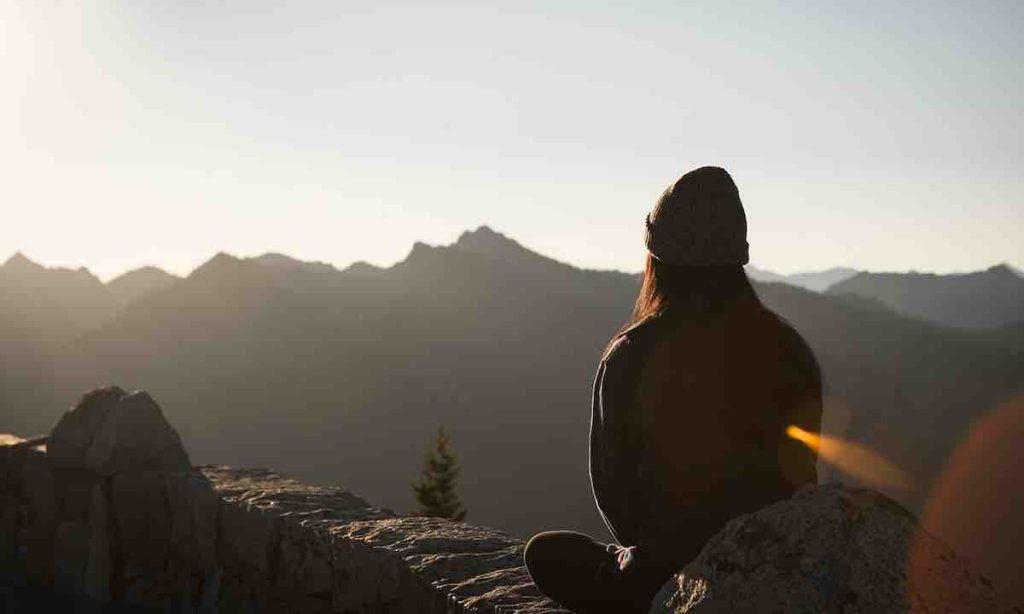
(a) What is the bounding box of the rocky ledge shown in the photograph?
[0,387,561,612]
[650,484,1017,613]
[2,387,1016,613]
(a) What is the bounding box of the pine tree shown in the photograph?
[412,426,467,521]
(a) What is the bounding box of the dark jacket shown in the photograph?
[589,305,822,559]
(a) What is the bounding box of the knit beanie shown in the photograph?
[645,166,749,266]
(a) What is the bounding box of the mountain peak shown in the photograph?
[254,252,300,267]
[188,252,246,281]
[341,261,383,277]
[106,267,180,307]
[446,226,576,273]
[451,226,541,261]
[986,263,1020,279]
[454,225,516,249]
[2,251,42,271]
[253,253,338,275]
[107,266,177,285]
[0,252,100,285]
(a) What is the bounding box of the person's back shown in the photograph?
[591,262,821,558]
[622,297,820,554]
[525,166,824,614]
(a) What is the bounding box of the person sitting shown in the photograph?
[524,166,823,613]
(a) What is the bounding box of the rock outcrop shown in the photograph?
[1,387,562,612]
[3,387,1016,613]
[649,484,1017,613]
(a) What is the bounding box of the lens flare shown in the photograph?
[911,394,1024,607]
[786,425,911,491]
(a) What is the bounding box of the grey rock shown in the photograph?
[5,399,569,613]
[84,391,191,476]
[48,387,124,471]
[331,517,555,613]
[52,520,90,593]
[84,484,111,603]
[200,465,564,613]
[0,504,16,567]
[276,517,335,598]
[111,469,172,573]
[649,484,1014,613]
[20,447,56,524]
[197,568,223,614]
[19,447,56,585]
[56,480,95,523]
[165,471,219,572]
[218,492,279,577]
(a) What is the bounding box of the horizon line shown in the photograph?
[1,224,1019,284]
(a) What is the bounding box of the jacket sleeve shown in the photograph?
[589,337,645,546]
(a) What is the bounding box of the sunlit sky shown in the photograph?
[2,1,1021,281]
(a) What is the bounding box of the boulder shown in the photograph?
[84,391,191,476]
[111,470,173,573]
[48,387,125,472]
[18,447,57,585]
[52,520,90,593]
[44,387,198,606]
[83,484,111,603]
[649,484,1014,613]
[0,504,16,567]
[165,470,219,572]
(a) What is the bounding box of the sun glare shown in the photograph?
[787,425,911,491]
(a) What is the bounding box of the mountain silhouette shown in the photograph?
[828,264,1024,330]
[745,265,858,291]
[0,254,181,435]
[0,252,110,334]
[107,266,180,312]
[1,233,1022,567]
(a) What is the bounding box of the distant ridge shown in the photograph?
[3,251,43,271]
[746,265,859,292]
[453,225,532,258]
[828,264,1024,330]
[107,267,180,311]
[254,253,338,274]
[0,252,111,335]
[1,251,100,284]
[342,261,384,277]
[450,225,567,270]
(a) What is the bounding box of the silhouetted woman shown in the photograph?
[524,167,823,613]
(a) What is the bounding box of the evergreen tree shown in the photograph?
[412,426,467,521]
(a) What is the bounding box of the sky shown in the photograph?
[2,1,1021,281]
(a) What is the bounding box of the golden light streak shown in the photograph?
[0,433,24,446]
[787,425,911,491]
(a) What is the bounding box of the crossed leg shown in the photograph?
[523,531,678,614]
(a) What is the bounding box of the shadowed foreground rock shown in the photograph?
[1,387,563,612]
[3,388,1014,612]
[649,484,1017,613]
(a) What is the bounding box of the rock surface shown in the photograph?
[5,388,1015,613]
[1,387,564,613]
[649,484,1018,613]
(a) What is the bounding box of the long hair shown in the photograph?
[621,253,762,334]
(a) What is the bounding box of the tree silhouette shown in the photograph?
[413,426,467,521]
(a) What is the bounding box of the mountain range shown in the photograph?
[2,227,1022,591]
[828,265,1024,330]
[746,261,1024,331]
[744,265,859,291]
